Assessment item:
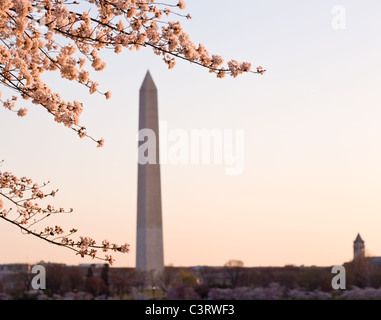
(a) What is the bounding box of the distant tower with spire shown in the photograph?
[353,233,365,261]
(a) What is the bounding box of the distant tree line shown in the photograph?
[1,257,381,300]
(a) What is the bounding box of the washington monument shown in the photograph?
[136,71,164,275]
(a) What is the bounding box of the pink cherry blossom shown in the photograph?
[0,168,128,264]
[0,0,263,147]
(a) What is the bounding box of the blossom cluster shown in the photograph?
[339,287,381,300]
[0,169,129,264]
[207,284,332,300]
[0,0,263,145]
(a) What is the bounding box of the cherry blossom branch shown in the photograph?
[0,169,129,264]
[0,0,264,147]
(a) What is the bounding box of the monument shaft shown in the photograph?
[136,72,164,275]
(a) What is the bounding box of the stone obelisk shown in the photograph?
[136,71,164,275]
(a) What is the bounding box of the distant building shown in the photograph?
[353,233,381,268]
[78,263,105,269]
[0,264,29,276]
[353,233,365,261]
